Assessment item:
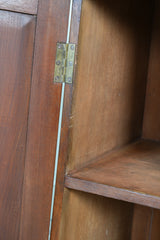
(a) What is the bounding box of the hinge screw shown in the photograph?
[70,45,75,50]
[67,77,72,83]
[55,76,60,81]
[58,44,64,49]
[69,61,73,66]
[56,60,61,65]
[58,44,62,49]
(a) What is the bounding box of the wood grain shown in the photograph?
[131,206,160,240]
[59,189,133,240]
[0,11,35,240]
[51,1,82,239]
[151,209,160,239]
[67,0,153,172]
[65,140,160,209]
[0,0,38,14]
[19,0,70,239]
[65,177,160,210]
[143,0,160,141]
[59,0,154,239]
[131,205,153,240]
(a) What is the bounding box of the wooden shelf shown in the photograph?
[65,140,160,209]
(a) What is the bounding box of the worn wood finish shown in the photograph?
[51,1,82,239]
[143,0,160,141]
[19,0,70,239]
[65,177,160,210]
[151,209,160,239]
[65,140,160,209]
[131,205,153,240]
[59,0,154,239]
[131,206,160,240]
[0,0,38,14]
[67,0,153,172]
[59,189,133,240]
[0,11,35,240]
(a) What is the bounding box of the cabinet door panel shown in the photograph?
[0,11,35,239]
[19,0,70,239]
[0,0,38,14]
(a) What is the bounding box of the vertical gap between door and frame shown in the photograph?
[48,0,73,239]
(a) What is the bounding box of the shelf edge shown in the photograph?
[65,176,160,209]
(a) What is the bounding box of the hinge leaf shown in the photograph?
[54,42,75,84]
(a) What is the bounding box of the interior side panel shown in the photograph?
[143,0,160,141]
[67,0,153,171]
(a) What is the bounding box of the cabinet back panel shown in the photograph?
[67,0,153,171]
[143,0,160,141]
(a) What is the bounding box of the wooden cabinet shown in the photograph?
[51,0,160,239]
[1,0,160,239]
[0,0,70,239]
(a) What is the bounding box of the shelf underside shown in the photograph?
[65,140,160,209]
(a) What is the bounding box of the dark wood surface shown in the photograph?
[131,206,160,240]
[65,176,160,209]
[19,0,70,239]
[0,11,35,240]
[131,205,153,240]
[51,1,83,239]
[66,0,153,172]
[0,0,38,14]
[65,140,160,209]
[143,0,160,141]
[59,189,133,240]
[59,0,154,239]
[151,209,160,239]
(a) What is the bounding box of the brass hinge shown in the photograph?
[54,42,76,84]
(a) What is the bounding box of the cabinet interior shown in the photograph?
[59,0,160,239]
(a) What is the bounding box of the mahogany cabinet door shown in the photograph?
[0,0,38,14]
[0,0,70,239]
[0,10,35,239]
[19,0,70,239]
